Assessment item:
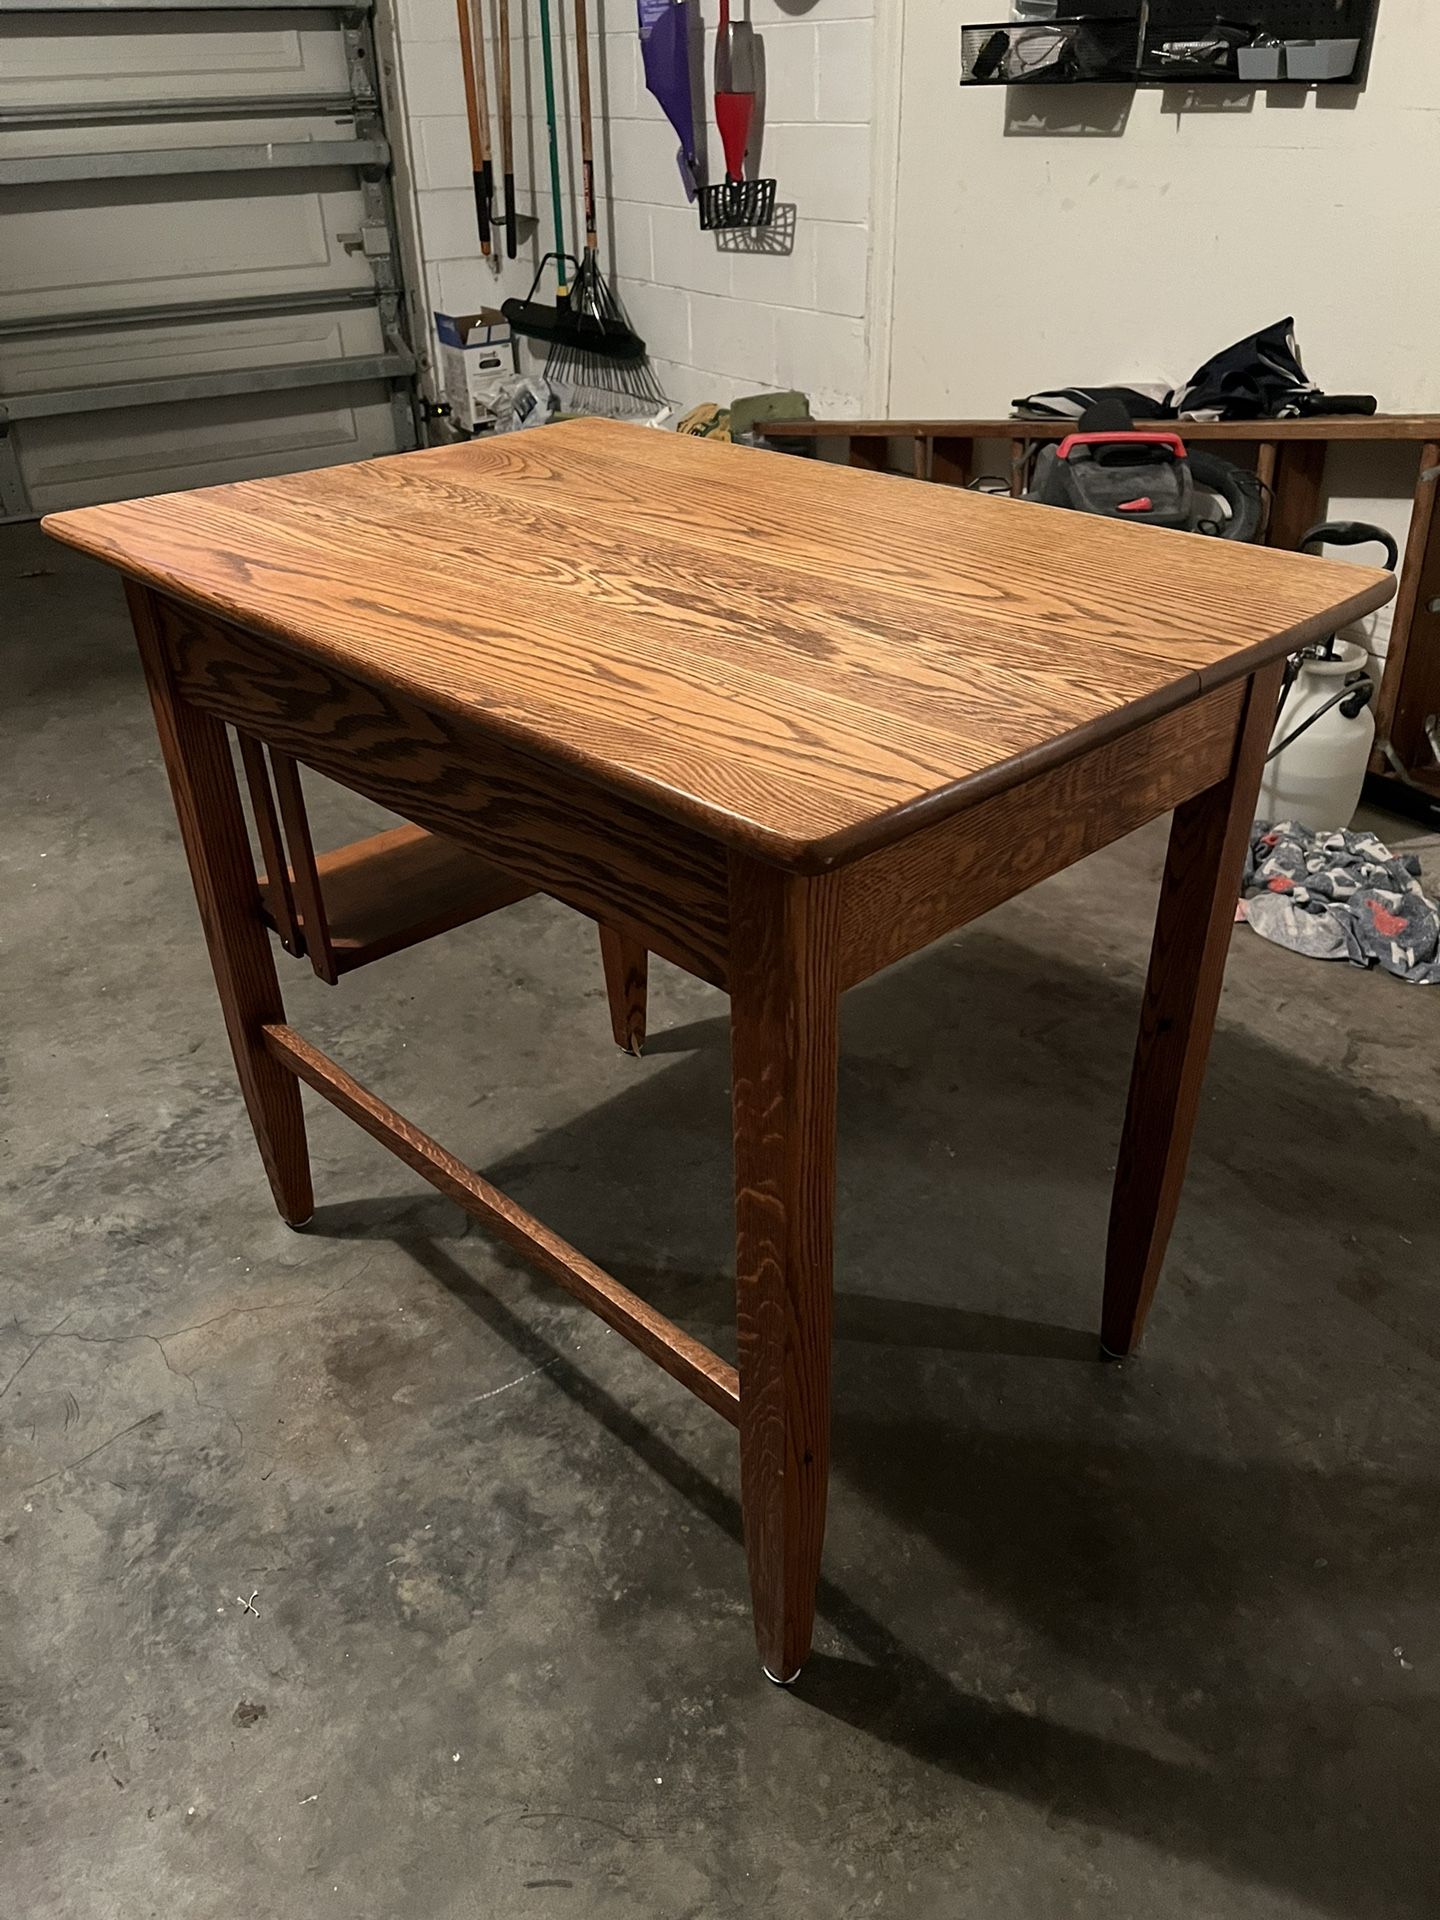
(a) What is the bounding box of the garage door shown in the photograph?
[0,0,419,519]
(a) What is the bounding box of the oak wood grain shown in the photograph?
[1371,445,1440,766]
[729,856,842,1683]
[263,1023,740,1423]
[838,682,1245,988]
[1101,662,1285,1358]
[268,750,338,984]
[79,428,1340,1682]
[126,582,312,1225]
[597,924,648,1055]
[454,425,1390,691]
[45,419,1390,872]
[237,731,302,957]
[258,822,535,975]
[148,595,730,986]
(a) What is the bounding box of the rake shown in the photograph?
[545,0,665,415]
[503,0,661,418]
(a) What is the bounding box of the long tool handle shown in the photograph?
[456,0,493,252]
[571,0,598,251]
[497,0,517,257]
[537,0,568,294]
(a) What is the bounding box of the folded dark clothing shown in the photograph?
[1010,383,1175,422]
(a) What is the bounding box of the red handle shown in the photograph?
[1057,431,1188,461]
[715,90,753,181]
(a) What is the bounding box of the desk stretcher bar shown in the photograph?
[262,1022,741,1424]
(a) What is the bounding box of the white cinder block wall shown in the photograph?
[390,0,875,415]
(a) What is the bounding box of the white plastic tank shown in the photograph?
[1257,639,1375,832]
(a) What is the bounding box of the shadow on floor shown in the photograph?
[305,923,1440,1920]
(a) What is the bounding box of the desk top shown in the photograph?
[45,419,1392,868]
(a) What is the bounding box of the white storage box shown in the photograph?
[434,309,516,434]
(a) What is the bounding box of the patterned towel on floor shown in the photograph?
[1240,822,1440,985]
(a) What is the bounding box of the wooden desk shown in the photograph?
[45,420,1391,1683]
[757,414,1440,810]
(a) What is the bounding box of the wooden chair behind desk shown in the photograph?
[235,733,650,1054]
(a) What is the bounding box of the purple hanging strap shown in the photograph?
[638,0,698,199]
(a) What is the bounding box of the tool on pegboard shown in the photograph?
[700,0,776,230]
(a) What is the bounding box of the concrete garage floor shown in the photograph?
[3,516,1439,1920]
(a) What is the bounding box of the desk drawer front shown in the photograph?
[839,680,1247,987]
[156,595,731,987]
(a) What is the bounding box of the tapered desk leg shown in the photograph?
[1102,663,1283,1357]
[126,584,313,1227]
[728,856,842,1684]
[597,924,648,1055]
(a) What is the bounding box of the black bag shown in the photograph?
[1177,318,1375,421]
[1026,400,1264,542]
[1029,431,1196,532]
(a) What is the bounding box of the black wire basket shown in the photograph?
[699,176,777,232]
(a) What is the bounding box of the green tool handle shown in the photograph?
[537,0,568,296]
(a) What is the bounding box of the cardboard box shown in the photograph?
[433,309,516,433]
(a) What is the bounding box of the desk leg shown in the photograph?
[1102,663,1282,1358]
[597,925,648,1055]
[127,584,313,1227]
[729,858,841,1683]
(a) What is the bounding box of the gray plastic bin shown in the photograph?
[1283,38,1360,81]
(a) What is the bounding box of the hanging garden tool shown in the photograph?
[565,0,647,355]
[501,0,579,340]
[546,0,665,412]
[637,0,699,200]
[503,0,648,367]
[700,0,775,230]
[456,0,493,252]
[496,0,517,257]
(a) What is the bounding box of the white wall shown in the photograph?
[867,1,1440,636]
[887,0,1436,420]
[882,1,1440,421]
[389,0,875,414]
[389,0,1438,517]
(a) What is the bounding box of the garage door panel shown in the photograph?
[1,172,375,322]
[1,111,367,163]
[0,12,352,108]
[15,382,402,514]
[3,2,413,518]
[0,306,387,395]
